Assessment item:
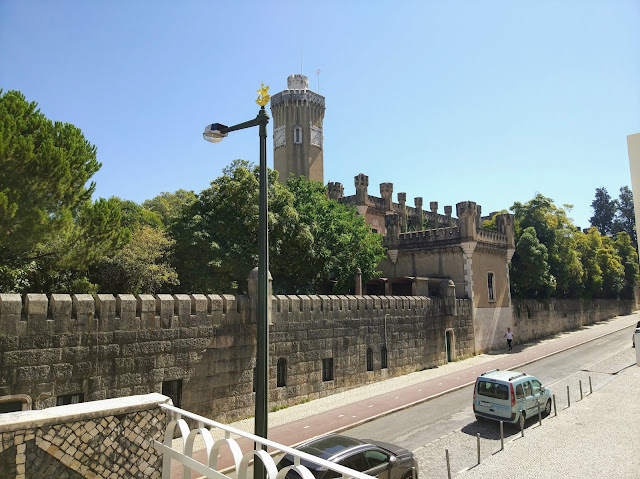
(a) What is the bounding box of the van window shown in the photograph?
[523,381,533,397]
[531,379,542,394]
[477,380,509,400]
[515,384,524,399]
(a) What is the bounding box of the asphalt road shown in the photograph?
[342,324,635,452]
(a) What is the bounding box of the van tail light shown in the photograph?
[473,378,478,400]
[510,383,516,407]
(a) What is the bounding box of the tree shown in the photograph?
[142,189,197,228]
[612,186,636,248]
[589,187,617,236]
[170,161,385,295]
[574,228,603,298]
[0,90,128,292]
[510,227,556,298]
[285,176,385,293]
[613,231,640,299]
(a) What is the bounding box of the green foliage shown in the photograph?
[510,227,556,298]
[613,231,640,299]
[612,186,637,248]
[142,189,197,227]
[170,161,384,295]
[590,187,617,235]
[90,225,179,294]
[482,210,509,231]
[0,90,129,293]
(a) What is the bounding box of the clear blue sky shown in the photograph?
[2,0,639,229]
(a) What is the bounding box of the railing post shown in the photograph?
[567,385,570,407]
[579,380,583,400]
[477,433,481,464]
[553,394,557,417]
[520,410,525,437]
[500,421,504,450]
[589,376,593,394]
[537,401,542,426]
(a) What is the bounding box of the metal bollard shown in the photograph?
[537,401,542,426]
[445,449,451,479]
[553,394,557,417]
[500,421,504,450]
[567,385,570,407]
[589,376,593,394]
[520,410,524,437]
[477,433,481,464]
[579,380,583,400]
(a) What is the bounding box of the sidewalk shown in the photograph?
[173,312,640,477]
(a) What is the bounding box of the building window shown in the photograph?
[381,345,388,369]
[162,380,182,408]
[366,348,373,371]
[56,393,84,407]
[293,126,302,144]
[0,395,31,413]
[277,358,287,387]
[322,358,334,381]
[487,272,495,302]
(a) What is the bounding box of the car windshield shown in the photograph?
[477,380,509,400]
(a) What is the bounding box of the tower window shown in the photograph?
[487,272,495,302]
[294,126,302,144]
[277,358,287,387]
[56,393,84,407]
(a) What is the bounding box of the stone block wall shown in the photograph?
[0,393,168,478]
[511,298,636,344]
[0,292,472,423]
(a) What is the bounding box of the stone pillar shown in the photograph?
[327,182,343,201]
[384,213,400,263]
[495,213,516,250]
[354,173,369,206]
[380,182,393,212]
[444,205,452,226]
[398,192,407,232]
[430,201,438,220]
[476,205,482,230]
[456,201,478,241]
[439,279,457,316]
[355,267,362,295]
[247,267,273,325]
[414,197,423,229]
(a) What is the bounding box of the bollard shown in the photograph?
[553,394,557,417]
[477,433,481,464]
[537,401,542,426]
[500,421,504,450]
[579,380,583,400]
[445,449,451,479]
[520,410,524,437]
[589,376,593,395]
[567,385,570,407]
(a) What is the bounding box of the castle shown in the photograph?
[270,74,516,353]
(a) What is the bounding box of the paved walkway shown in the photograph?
[172,312,640,478]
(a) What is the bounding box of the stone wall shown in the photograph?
[0,393,168,478]
[511,298,636,345]
[0,292,473,424]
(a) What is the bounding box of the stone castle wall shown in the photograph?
[0,293,473,424]
[511,298,636,344]
[0,393,167,478]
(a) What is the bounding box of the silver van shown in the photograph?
[473,369,552,428]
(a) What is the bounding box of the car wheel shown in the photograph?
[544,399,552,416]
[401,470,414,479]
[518,412,526,429]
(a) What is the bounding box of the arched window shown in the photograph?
[366,347,373,371]
[277,358,287,387]
[487,272,495,302]
[293,126,302,144]
[381,345,388,369]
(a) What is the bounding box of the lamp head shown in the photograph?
[203,123,229,143]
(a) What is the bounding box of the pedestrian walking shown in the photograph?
[504,327,514,351]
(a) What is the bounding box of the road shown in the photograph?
[342,325,635,451]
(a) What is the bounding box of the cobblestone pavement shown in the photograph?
[414,348,639,478]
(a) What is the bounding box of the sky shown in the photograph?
[1,0,639,229]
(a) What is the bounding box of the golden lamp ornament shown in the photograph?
[256,83,270,107]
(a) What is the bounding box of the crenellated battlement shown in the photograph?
[398,226,461,248]
[476,228,507,244]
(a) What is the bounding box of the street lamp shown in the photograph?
[203,84,271,468]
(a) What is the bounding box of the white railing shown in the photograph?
[154,404,376,479]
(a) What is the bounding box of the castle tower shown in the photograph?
[270,74,326,183]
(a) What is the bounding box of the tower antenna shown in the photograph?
[300,43,303,74]
[316,69,321,92]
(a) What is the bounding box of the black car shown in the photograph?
[276,434,418,479]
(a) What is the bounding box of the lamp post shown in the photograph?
[203,84,271,471]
